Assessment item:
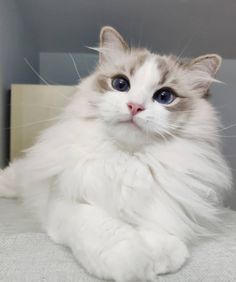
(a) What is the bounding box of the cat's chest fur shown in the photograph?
[24,119,229,238]
[57,127,191,222]
[59,147,156,217]
[45,118,228,236]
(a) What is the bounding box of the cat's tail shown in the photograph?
[0,164,18,198]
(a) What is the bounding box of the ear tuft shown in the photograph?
[99,26,129,63]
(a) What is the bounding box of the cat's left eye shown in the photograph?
[112,75,130,92]
[153,87,176,105]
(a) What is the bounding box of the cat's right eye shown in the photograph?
[153,87,176,105]
[111,75,130,92]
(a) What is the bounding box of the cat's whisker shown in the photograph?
[143,121,152,143]
[161,128,178,140]
[216,122,236,132]
[169,121,218,130]
[212,102,233,111]
[167,38,192,73]
[69,53,81,81]
[168,125,182,131]
[176,36,194,64]
[166,101,233,115]
[24,57,52,85]
[169,108,217,114]
[11,104,65,111]
[143,118,180,139]
[24,58,72,101]
[138,117,166,142]
[216,135,236,138]
[167,121,236,137]
[4,117,60,130]
[153,129,168,143]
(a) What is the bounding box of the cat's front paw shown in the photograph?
[104,238,157,282]
[154,236,189,275]
[140,229,189,275]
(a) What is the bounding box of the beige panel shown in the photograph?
[11,84,76,161]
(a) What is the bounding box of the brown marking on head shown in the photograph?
[155,55,215,98]
[171,78,179,85]
[166,97,197,135]
[95,74,111,93]
[93,47,150,93]
[157,57,170,85]
[166,97,192,113]
[157,55,180,85]
[129,51,149,76]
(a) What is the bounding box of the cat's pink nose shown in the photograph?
[127,102,144,116]
[127,102,145,116]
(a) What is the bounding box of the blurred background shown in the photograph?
[0,0,236,207]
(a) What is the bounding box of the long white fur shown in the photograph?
[0,27,232,281]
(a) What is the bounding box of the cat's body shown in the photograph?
[0,27,232,281]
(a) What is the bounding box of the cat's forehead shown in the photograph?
[128,51,179,86]
[95,49,188,94]
[99,47,180,80]
[131,55,161,88]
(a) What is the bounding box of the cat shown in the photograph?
[0,26,233,282]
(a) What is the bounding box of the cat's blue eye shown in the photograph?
[153,88,176,105]
[112,76,130,92]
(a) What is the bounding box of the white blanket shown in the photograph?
[1,199,236,282]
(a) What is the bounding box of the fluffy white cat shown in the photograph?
[0,26,232,281]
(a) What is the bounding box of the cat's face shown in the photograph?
[85,27,221,148]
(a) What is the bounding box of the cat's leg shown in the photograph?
[139,227,189,275]
[46,200,156,282]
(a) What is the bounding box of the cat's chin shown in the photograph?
[117,118,144,131]
[106,121,151,151]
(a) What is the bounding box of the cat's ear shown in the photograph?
[190,54,222,77]
[188,54,222,94]
[99,26,129,63]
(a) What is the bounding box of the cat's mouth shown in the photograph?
[119,118,143,130]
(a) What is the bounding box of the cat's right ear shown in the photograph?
[99,26,129,63]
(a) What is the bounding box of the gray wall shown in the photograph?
[17,0,236,59]
[0,0,39,168]
[39,52,98,85]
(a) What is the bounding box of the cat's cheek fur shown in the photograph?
[98,91,130,124]
[139,103,171,135]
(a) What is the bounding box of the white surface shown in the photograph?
[1,199,236,282]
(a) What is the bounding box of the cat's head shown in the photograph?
[79,27,222,149]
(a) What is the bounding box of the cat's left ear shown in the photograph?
[99,26,129,63]
[189,54,222,94]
